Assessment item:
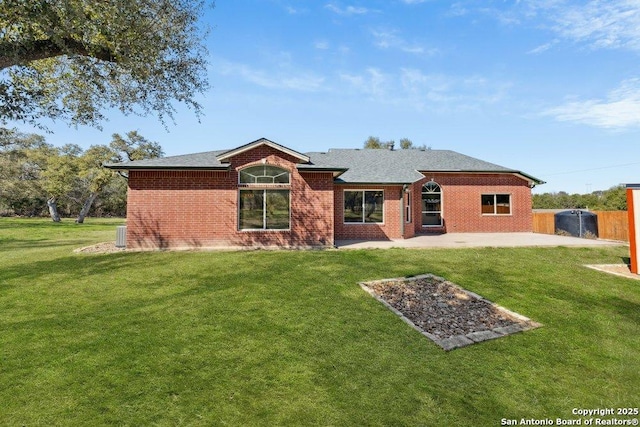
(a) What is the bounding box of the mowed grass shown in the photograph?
[0,218,638,426]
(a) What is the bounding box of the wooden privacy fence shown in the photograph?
[532,212,556,235]
[533,211,629,242]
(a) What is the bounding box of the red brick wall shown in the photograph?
[408,173,533,233]
[403,189,416,238]
[331,174,533,240]
[125,145,335,249]
[125,146,534,248]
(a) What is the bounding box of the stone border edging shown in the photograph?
[359,274,542,351]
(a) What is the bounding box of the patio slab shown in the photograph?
[336,232,626,250]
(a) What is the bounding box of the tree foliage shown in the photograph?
[0,128,49,215]
[363,136,428,150]
[0,0,210,128]
[532,186,627,211]
[110,131,164,161]
[0,128,162,220]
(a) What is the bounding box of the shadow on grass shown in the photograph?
[0,252,162,284]
[1,269,241,328]
[604,295,640,323]
[0,238,93,251]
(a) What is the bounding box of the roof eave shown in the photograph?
[103,164,231,171]
[297,166,348,178]
[333,180,412,186]
[418,169,545,186]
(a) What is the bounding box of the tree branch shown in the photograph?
[0,38,117,70]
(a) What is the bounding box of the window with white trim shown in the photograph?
[344,190,384,223]
[422,181,442,227]
[481,194,511,215]
[239,165,290,184]
[238,165,290,230]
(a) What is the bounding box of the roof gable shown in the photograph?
[216,138,310,164]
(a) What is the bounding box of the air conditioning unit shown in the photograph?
[115,226,127,248]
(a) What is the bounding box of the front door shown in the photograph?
[422,181,442,227]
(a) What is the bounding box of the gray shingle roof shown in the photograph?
[105,144,544,184]
[300,148,543,184]
[104,150,229,170]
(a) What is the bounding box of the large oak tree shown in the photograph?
[0,0,210,128]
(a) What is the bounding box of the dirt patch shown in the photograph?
[360,274,541,351]
[74,242,126,254]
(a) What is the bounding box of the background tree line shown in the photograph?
[532,186,627,211]
[363,136,430,150]
[0,129,162,221]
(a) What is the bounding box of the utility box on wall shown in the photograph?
[115,226,127,248]
[627,184,640,274]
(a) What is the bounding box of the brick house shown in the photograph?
[105,138,544,249]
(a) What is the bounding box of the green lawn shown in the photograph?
[1,218,638,426]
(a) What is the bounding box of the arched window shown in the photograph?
[423,181,440,194]
[239,165,290,184]
[238,165,290,230]
[422,181,442,227]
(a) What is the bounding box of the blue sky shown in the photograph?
[11,0,640,194]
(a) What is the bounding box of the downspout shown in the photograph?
[400,184,408,238]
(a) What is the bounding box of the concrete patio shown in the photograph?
[335,232,627,249]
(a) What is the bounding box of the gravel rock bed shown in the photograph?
[361,274,540,350]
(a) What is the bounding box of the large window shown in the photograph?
[239,165,290,230]
[481,194,511,215]
[344,190,384,223]
[240,190,290,229]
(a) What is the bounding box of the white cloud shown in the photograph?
[399,68,511,109]
[527,40,557,54]
[281,75,327,92]
[315,40,330,50]
[547,0,640,51]
[217,58,510,112]
[216,59,326,92]
[456,1,640,52]
[448,3,469,17]
[338,45,351,55]
[338,66,511,111]
[325,3,373,16]
[340,68,388,97]
[543,78,640,129]
[371,29,396,49]
[370,29,437,55]
[478,0,640,52]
